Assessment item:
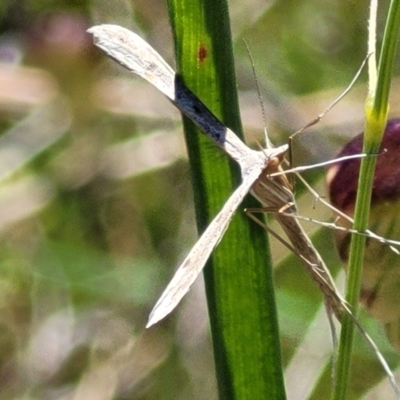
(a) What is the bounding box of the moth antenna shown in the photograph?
[242,38,272,149]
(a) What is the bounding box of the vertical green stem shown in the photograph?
[333,1,400,399]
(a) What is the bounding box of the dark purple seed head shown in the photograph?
[327,119,400,351]
[327,118,400,213]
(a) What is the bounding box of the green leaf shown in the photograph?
[166,0,286,398]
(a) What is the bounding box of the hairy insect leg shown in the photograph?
[295,172,400,252]
[288,53,371,143]
[245,207,400,397]
[245,205,340,380]
[279,54,371,189]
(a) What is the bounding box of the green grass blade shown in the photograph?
[333,1,400,399]
[166,0,286,398]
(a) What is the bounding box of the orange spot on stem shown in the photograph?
[198,44,208,62]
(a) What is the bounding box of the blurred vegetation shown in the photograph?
[0,0,399,399]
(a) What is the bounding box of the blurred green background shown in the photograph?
[0,0,399,399]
